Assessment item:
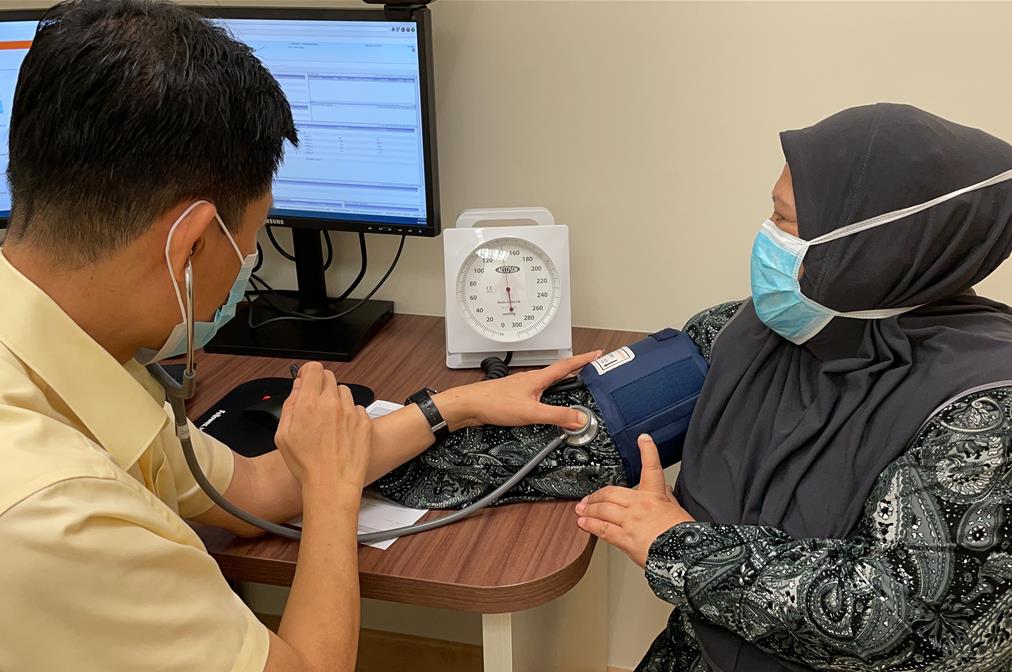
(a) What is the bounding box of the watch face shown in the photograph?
[455,236,562,344]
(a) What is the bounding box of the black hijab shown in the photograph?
[675,103,1012,671]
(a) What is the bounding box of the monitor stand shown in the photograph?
[205,228,394,362]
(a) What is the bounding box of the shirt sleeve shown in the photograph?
[682,300,744,362]
[165,419,237,520]
[0,474,270,672]
[644,384,1012,671]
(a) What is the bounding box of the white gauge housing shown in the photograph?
[444,208,573,369]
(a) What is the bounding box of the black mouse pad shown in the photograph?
[194,378,376,458]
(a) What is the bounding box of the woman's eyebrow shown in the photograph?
[771,193,794,216]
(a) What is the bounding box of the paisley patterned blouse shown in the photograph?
[378,302,1012,672]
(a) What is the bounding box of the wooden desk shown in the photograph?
[190,314,644,671]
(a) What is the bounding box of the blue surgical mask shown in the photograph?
[136,201,258,364]
[751,167,1012,344]
[750,221,913,344]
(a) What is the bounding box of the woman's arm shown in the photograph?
[584,385,1012,671]
[377,302,745,509]
[366,352,600,483]
[192,353,601,534]
[378,386,628,508]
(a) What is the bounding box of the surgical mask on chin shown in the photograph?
[750,167,1012,345]
[135,201,258,365]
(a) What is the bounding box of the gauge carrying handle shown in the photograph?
[455,207,556,229]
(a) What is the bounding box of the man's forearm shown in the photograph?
[364,390,473,484]
[198,392,473,536]
[278,485,361,671]
[192,451,303,536]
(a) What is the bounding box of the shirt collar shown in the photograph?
[0,249,167,470]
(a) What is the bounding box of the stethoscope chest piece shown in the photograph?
[562,405,599,447]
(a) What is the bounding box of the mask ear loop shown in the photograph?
[164,201,210,329]
[216,213,245,261]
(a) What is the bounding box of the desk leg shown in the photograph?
[482,544,608,672]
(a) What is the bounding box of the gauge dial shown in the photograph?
[455,237,562,343]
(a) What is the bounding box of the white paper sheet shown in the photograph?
[290,400,427,550]
[365,399,404,419]
[289,492,429,551]
[355,492,429,550]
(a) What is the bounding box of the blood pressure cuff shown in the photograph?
[580,329,708,486]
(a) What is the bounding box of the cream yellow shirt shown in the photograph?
[0,250,269,671]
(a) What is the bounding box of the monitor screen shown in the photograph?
[0,19,37,222]
[0,8,440,236]
[207,12,439,236]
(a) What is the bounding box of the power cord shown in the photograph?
[322,230,333,271]
[265,225,296,261]
[252,241,264,274]
[247,234,406,329]
[333,232,367,301]
[254,231,365,304]
[265,226,336,271]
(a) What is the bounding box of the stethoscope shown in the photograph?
[147,263,601,543]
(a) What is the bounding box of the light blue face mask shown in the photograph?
[751,168,1012,345]
[137,201,258,364]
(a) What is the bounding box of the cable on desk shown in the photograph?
[247,234,406,329]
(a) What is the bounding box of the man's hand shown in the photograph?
[275,362,372,493]
[575,434,694,567]
[433,350,603,432]
[270,362,372,672]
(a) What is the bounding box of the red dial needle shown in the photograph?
[506,286,515,312]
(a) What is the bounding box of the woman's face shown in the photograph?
[771,164,799,236]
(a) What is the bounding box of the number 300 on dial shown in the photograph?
[455,237,562,343]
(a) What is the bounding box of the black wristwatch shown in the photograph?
[405,387,450,441]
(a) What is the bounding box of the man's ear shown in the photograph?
[162,201,218,283]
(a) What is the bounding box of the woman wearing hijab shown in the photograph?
[379,103,1012,671]
[576,103,1012,671]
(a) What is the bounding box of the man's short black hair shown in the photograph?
[6,0,298,263]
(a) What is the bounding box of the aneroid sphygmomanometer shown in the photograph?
[152,319,707,542]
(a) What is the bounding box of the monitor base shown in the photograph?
[205,293,394,362]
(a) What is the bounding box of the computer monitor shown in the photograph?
[195,6,441,361]
[197,6,440,239]
[0,7,440,234]
[0,6,437,360]
[0,13,42,228]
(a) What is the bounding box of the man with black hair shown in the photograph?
[0,1,595,670]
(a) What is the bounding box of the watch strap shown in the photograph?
[405,388,450,441]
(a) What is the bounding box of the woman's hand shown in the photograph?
[275,362,373,493]
[433,350,603,432]
[575,434,694,567]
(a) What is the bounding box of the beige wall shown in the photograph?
[6,0,1012,669]
[244,0,1012,335]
